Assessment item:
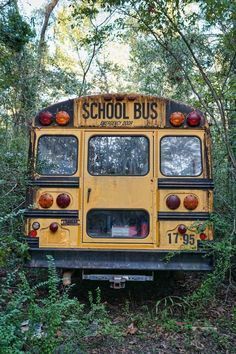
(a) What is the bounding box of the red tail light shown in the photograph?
[50,223,58,233]
[199,233,207,240]
[170,112,185,127]
[39,193,53,208]
[178,224,187,234]
[39,111,53,126]
[183,195,198,210]
[166,195,181,210]
[55,111,70,126]
[29,230,37,237]
[56,193,71,208]
[186,111,201,127]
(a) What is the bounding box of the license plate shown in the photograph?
[167,232,197,250]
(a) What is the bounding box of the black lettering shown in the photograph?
[142,102,150,119]
[123,103,129,119]
[150,102,158,119]
[91,102,98,119]
[82,102,89,119]
[106,103,113,119]
[114,103,122,119]
[98,102,106,119]
[134,103,142,119]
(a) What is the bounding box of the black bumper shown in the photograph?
[26,246,213,271]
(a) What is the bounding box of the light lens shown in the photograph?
[29,230,37,237]
[55,111,70,125]
[127,94,137,101]
[56,193,71,208]
[170,112,185,127]
[103,94,112,101]
[178,224,187,234]
[199,233,207,240]
[187,111,202,127]
[32,222,40,230]
[166,195,181,210]
[50,222,58,233]
[183,195,198,210]
[39,111,53,126]
[116,94,125,101]
[39,193,53,208]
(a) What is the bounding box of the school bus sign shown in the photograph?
[76,94,166,127]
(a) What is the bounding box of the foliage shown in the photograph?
[0,258,120,353]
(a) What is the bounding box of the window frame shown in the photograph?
[36,134,78,176]
[160,135,203,177]
[86,208,150,239]
[87,134,150,177]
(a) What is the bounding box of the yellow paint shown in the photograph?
[26,94,213,251]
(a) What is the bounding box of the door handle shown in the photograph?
[87,188,92,203]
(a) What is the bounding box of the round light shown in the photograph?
[29,230,37,237]
[170,112,185,127]
[39,193,53,209]
[186,111,202,127]
[103,94,112,101]
[50,223,58,233]
[183,195,198,210]
[199,233,207,240]
[56,193,71,208]
[166,195,181,210]
[178,224,187,234]
[39,111,53,126]
[55,111,70,126]
[127,94,137,101]
[116,94,125,101]
[32,222,40,230]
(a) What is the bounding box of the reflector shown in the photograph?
[29,230,37,237]
[50,223,58,233]
[178,224,187,234]
[199,233,207,240]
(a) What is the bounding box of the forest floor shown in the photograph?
[71,272,236,354]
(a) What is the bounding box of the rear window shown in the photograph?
[87,209,149,238]
[37,135,78,175]
[160,136,202,176]
[88,136,149,176]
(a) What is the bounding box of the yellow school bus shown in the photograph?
[24,93,214,288]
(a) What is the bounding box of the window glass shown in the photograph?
[88,136,149,176]
[161,136,202,176]
[37,135,78,175]
[87,210,149,238]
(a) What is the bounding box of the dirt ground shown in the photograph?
[71,272,236,354]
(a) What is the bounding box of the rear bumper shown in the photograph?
[25,242,213,272]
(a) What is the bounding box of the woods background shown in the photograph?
[0,0,235,353]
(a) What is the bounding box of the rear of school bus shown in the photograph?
[24,94,214,287]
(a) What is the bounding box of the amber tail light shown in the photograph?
[170,112,185,127]
[39,193,53,208]
[183,195,198,210]
[55,111,70,125]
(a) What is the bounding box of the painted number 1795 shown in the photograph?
[167,233,195,245]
